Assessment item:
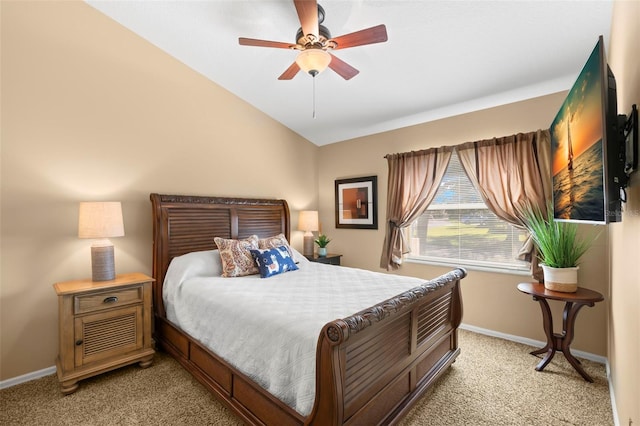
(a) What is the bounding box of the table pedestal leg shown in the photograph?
[530,296,595,382]
[559,301,594,382]
[531,296,556,370]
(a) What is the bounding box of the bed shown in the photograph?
[150,193,466,426]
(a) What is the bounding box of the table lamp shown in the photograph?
[298,210,319,256]
[78,201,125,281]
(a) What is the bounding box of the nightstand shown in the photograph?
[305,253,342,265]
[53,272,155,395]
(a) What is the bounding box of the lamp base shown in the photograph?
[303,234,314,257]
[91,244,115,281]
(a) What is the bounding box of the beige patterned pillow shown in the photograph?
[258,233,293,258]
[214,235,259,277]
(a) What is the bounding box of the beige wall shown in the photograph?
[318,94,610,358]
[608,1,640,424]
[1,1,318,380]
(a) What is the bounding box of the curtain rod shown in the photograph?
[382,129,546,160]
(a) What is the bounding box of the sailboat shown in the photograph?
[567,108,574,171]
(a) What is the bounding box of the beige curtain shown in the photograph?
[380,147,453,271]
[456,129,551,280]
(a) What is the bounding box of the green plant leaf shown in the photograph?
[520,202,599,268]
[314,234,331,248]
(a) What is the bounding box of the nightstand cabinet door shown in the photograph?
[73,305,143,367]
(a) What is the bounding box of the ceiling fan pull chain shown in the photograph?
[312,75,317,119]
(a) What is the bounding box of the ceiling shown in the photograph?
[85,0,613,146]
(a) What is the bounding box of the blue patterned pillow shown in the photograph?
[250,245,299,278]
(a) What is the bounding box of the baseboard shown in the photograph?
[459,323,608,364]
[606,362,621,426]
[0,366,56,390]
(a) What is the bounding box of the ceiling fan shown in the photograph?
[238,0,388,80]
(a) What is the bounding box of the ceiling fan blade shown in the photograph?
[278,62,301,80]
[328,54,359,80]
[294,0,319,39]
[330,24,388,50]
[239,37,294,49]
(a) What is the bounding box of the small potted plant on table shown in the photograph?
[314,234,331,257]
[521,203,597,292]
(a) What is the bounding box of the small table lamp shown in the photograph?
[78,201,125,281]
[298,210,319,256]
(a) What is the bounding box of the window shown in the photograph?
[407,154,528,272]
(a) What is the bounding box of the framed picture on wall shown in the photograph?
[335,176,378,229]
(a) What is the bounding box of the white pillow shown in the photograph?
[163,249,223,321]
[165,249,223,282]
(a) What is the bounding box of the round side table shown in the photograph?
[517,282,604,382]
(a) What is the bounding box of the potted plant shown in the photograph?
[521,203,597,292]
[314,234,331,257]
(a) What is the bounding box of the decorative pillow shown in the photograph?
[258,233,293,258]
[250,245,299,278]
[214,235,259,277]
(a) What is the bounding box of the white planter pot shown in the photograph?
[541,265,579,293]
[318,247,327,257]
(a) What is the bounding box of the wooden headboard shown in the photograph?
[150,193,290,316]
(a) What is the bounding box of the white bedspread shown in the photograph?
[163,252,428,416]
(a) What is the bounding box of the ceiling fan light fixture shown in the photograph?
[296,49,331,76]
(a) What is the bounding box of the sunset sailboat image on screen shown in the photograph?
[550,40,606,223]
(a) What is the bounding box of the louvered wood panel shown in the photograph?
[167,208,231,259]
[344,313,410,410]
[416,292,452,346]
[237,207,284,239]
[74,305,143,367]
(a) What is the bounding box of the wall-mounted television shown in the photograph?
[550,35,627,224]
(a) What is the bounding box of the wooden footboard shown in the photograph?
[150,193,466,426]
[309,268,465,426]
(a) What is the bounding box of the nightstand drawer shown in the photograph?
[74,286,142,315]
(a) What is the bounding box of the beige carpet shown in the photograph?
[0,330,613,425]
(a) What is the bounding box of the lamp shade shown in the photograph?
[298,210,319,232]
[78,202,125,239]
[295,49,331,76]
